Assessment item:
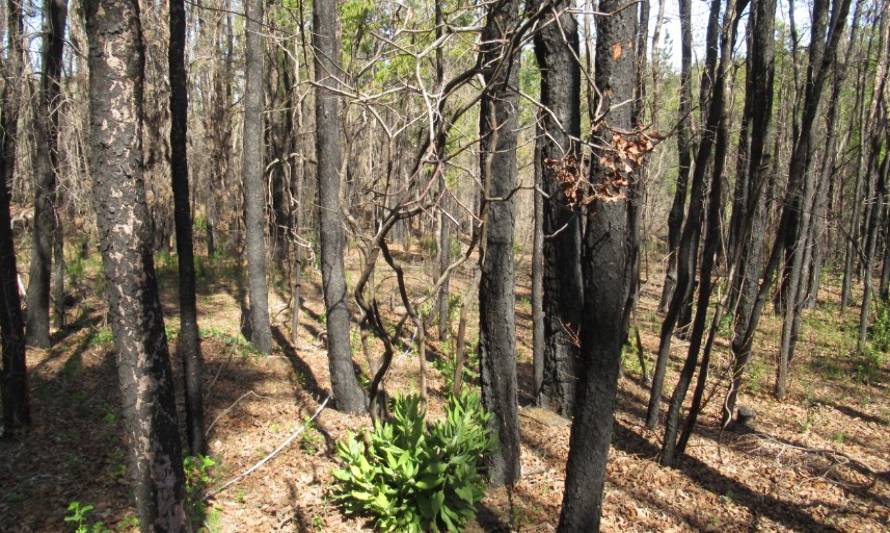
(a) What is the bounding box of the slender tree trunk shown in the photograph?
[722,0,777,420]
[478,0,522,487]
[242,0,273,353]
[731,0,853,406]
[53,208,65,329]
[313,0,365,413]
[0,0,29,434]
[776,0,854,398]
[434,2,453,343]
[169,0,205,456]
[26,0,68,347]
[858,151,889,352]
[661,0,746,466]
[534,0,584,417]
[84,0,187,528]
[658,0,693,313]
[532,121,545,396]
[646,0,721,431]
[557,0,635,528]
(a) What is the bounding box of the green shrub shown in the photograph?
[332,391,492,532]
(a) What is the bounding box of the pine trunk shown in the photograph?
[85,0,188,528]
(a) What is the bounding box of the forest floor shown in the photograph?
[1,246,889,532]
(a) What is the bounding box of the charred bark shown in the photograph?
[26,0,68,348]
[556,0,635,527]
[84,0,187,527]
[169,0,205,455]
[242,0,273,353]
[478,0,522,487]
[534,0,584,417]
[0,0,29,434]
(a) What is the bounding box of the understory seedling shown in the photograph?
[183,454,218,528]
[64,502,112,533]
[332,391,492,532]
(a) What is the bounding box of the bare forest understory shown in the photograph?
[1,246,888,532]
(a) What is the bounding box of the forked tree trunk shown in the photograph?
[26,0,68,348]
[557,0,635,528]
[661,0,747,466]
[776,0,854,398]
[313,0,366,413]
[534,0,584,417]
[646,0,721,431]
[84,0,187,528]
[478,0,522,487]
[170,0,205,455]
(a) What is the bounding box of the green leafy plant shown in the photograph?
[870,299,890,352]
[183,455,216,526]
[64,502,112,533]
[432,348,479,393]
[300,416,324,455]
[332,391,493,532]
[89,327,114,347]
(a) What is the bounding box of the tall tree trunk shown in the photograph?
[557,0,635,528]
[858,150,889,352]
[658,0,693,313]
[84,0,188,528]
[776,0,854,398]
[26,0,68,348]
[661,0,747,467]
[0,0,29,434]
[646,0,721,431]
[534,0,584,417]
[242,0,273,353]
[478,0,522,487]
[532,120,545,397]
[313,0,365,413]
[434,1,453,343]
[169,0,205,456]
[731,0,852,405]
[723,0,778,426]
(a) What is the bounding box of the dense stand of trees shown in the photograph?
[2,0,890,530]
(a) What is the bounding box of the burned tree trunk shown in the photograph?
[723,0,778,427]
[557,0,636,527]
[661,0,747,467]
[169,0,205,455]
[84,0,187,527]
[0,0,30,434]
[646,0,722,431]
[26,0,68,348]
[534,0,584,417]
[658,0,693,313]
[478,0,522,487]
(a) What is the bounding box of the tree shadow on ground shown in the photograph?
[1,325,271,532]
[611,421,843,532]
